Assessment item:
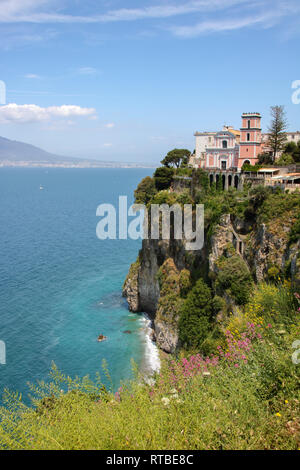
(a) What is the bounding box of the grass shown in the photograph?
[0,284,299,450]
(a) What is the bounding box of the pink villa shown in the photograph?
[192,112,262,171]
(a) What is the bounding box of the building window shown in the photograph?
[221,161,227,170]
[222,140,227,149]
[248,120,251,129]
[247,133,250,141]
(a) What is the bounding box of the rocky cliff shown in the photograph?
[123,197,300,354]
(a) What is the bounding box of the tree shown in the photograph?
[267,105,287,162]
[293,141,300,162]
[161,148,191,168]
[277,153,294,166]
[216,255,253,305]
[179,279,213,350]
[134,176,157,205]
[258,152,273,165]
[283,141,300,163]
[153,166,174,191]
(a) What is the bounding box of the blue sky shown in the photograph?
[0,0,299,163]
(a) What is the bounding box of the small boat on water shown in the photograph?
[97,334,107,342]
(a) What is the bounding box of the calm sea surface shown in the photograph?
[0,167,154,400]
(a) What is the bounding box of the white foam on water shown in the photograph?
[139,313,161,375]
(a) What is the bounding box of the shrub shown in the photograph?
[241,163,261,172]
[156,259,187,326]
[193,168,209,192]
[289,213,300,245]
[178,269,191,297]
[175,190,193,205]
[153,166,174,190]
[267,265,280,281]
[179,279,213,350]
[175,167,193,177]
[151,190,177,206]
[243,282,297,326]
[216,255,253,305]
[258,191,300,223]
[134,176,157,205]
[277,153,294,166]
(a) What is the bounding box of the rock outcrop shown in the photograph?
[123,207,300,354]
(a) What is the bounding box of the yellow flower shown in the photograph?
[275,413,281,417]
[285,400,288,404]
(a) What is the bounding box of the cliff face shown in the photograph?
[123,238,201,352]
[123,211,300,353]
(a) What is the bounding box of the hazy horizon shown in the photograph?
[0,0,299,164]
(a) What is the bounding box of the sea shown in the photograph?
[0,167,160,401]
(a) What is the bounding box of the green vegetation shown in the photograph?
[153,166,174,191]
[266,105,288,162]
[289,213,300,245]
[241,163,262,172]
[277,153,295,166]
[257,188,300,223]
[134,176,157,205]
[215,254,253,305]
[161,148,191,168]
[282,141,300,164]
[1,152,299,450]
[156,259,187,327]
[0,283,299,450]
[178,279,214,350]
[175,167,193,177]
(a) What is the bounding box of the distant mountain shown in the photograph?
[0,136,155,168]
[0,135,71,163]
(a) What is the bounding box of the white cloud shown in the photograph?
[24,73,41,79]
[0,103,97,123]
[105,122,115,128]
[169,1,300,37]
[0,0,298,40]
[103,143,112,147]
[77,67,98,75]
[0,0,250,23]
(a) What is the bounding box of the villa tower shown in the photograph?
[238,112,262,168]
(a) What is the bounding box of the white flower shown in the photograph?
[203,371,211,377]
[161,397,170,406]
[170,388,177,394]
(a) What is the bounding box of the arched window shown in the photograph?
[247,120,251,129]
[222,140,227,149]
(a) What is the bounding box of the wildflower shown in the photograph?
[285,400,289,404]
[203,371,211,377]
[161,397,170,406]
[170,388,177,395]
[275,413,281,417]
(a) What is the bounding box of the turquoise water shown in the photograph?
[0,167,153,400]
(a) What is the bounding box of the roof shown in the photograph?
[258,168,280,173]
[271,173,300,181]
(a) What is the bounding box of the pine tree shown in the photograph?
[267,105,287,162]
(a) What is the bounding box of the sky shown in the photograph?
[0,0,299,164]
